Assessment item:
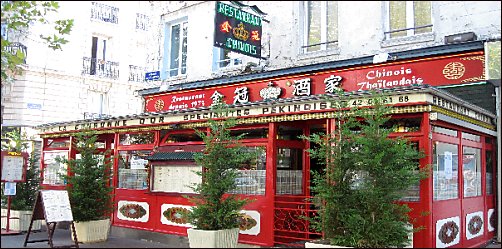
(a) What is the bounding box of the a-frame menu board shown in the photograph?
[23,190,79,248]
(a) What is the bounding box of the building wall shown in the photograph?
[146,1,500,88]
[1,1,158,133]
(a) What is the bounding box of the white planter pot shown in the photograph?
[72,219,110,243]
[305,240,352,248]
[187,227,239,248]
[1,209,42,232]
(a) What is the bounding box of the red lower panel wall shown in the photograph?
[112,189,275,247]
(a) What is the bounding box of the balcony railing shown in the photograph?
[91,2,119,24]
[82,57,119,80]
[136,13,150,31]
[6,42,27,63]
[128,65,146,82]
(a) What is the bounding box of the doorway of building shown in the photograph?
[272,120,325,247]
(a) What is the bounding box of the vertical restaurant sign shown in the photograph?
[145,52,485,112]
[214,1,262,58]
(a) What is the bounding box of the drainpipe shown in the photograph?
[497,84,501,243]
[485,39,501,243]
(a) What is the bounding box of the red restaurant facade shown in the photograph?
[36,48,498,248]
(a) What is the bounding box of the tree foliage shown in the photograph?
[1,128,28,152]
[56,130,114,222]
[1,1,74,84]
[303,90,429,248]
[184,104,255,230]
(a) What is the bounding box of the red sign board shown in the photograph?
[145,52,484,113]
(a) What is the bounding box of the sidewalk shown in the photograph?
[1,228,172,248]
[1,226,263,248]
[483,240,501,249]
[2,227,499,248]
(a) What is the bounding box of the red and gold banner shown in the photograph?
[145,51,484,113]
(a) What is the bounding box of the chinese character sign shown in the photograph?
[214,1,262,58]
[144,52,485,112]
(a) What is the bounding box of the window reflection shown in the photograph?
[486,150,493,195]
[304,1,338,52]
[463,147,481,197]
[119,132,154,145]
[118,150,150,189]
[276,148,303,195]
[47,139,70,148]
[433,142,459,201]
[229,147,266,195]
[42,151,68,185]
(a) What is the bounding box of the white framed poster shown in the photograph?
[1,152,27,182]
[41,190,73,222]
[151,165,201,193]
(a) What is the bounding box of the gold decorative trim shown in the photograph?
[460,56,484,61]
[460,77,485,83]
[40,104,493,138]
[153,106,431,130]
[460,55,486,82]
[430,106,495,130]
[40,105,430,138]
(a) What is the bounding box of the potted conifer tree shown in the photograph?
[303,91,428,248]
[56,130,114,243]
[184,104,255,248]
[1,130,42,232]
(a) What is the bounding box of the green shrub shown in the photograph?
[303,91,429,248]
[184,104,255,230]
[57,130,114,222]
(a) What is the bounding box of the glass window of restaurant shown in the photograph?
[432,126,491,201]
[42,138,71,186]
[228,146,267,195]
[228,125,268,195]
[154,125,269,196]
[117,131,155,190]
[460,131,482,198]
[276,124,304,195]
[159,129,204,145]
[433,140,460,201]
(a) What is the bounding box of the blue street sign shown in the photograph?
[27,103,42,110]
[145,71,160,81]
